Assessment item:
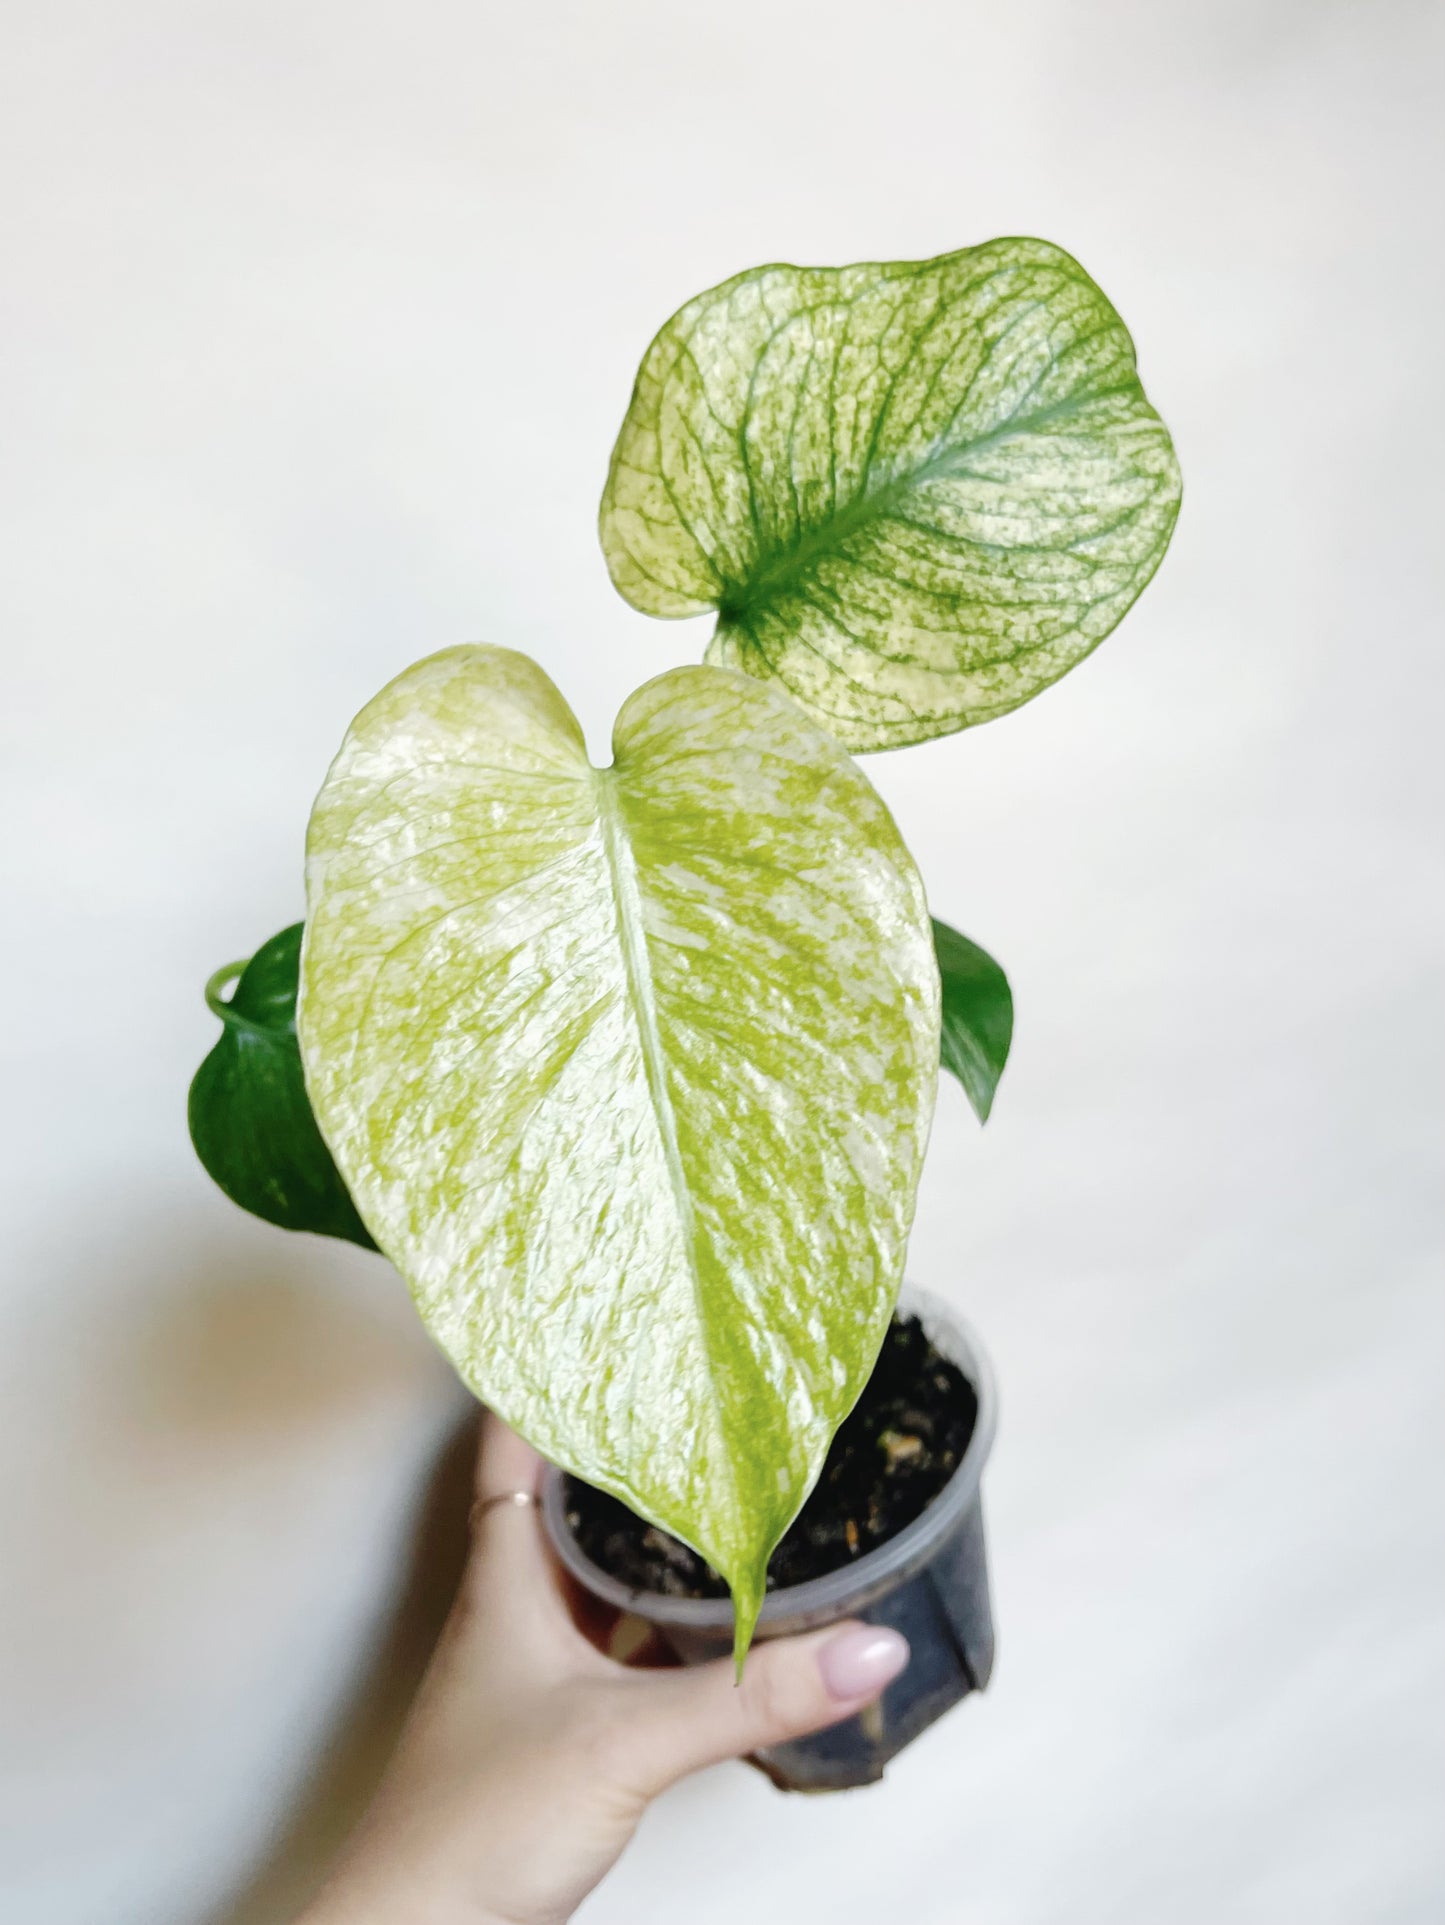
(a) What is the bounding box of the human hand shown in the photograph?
[299,1413,910,1925]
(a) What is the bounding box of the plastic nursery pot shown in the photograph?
[542,1286,998,1793]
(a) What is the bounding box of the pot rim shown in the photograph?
[540,1284,997,1633]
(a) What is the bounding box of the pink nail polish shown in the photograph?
[818,1625,910,1701]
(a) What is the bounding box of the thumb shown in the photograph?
[623,1622,909,1793]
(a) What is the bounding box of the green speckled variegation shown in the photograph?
[600,237,1181,750]
[297,646,939,1658]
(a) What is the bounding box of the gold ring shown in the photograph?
[471,1489,538,1526]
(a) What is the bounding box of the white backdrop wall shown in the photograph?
[2,3,1442,1921]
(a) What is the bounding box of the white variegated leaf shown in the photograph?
[297,646,939,1655]
[600,237,1181,750]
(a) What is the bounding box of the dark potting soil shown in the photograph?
[561,1313,977,1599]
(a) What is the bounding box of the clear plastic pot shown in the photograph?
[541,1287,998,1791]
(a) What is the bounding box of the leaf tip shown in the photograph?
[729,1561,767,1678]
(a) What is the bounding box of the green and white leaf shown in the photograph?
[932,917,1013,1124]
[298,646,939,1657]
[600,236,1181,751]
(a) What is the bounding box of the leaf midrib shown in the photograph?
[717,381,1139,623]
[592,769,722,1425]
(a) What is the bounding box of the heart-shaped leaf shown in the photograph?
[297,646,939,1656]
[193,917,1007,1229]
[932,918,1013,1123]
[189,923,377,1249]
[600,236,1181,751]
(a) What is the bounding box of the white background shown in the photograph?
[3,3,1442,1920]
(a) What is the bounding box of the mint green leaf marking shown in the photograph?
[297,646,940,1660]
[600,237,1181,751]
[932,917,1013,1124]
[189,923,377,1249]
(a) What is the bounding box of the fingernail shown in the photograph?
[818,1625,910,1701]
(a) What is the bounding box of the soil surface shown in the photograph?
[562,1313,977,1598]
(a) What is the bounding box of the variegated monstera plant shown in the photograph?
[192,238,1180,1660]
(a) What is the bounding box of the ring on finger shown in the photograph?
[471,1488,538,1527]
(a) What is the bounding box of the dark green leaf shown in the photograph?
[188,923,376,1249]
[932,917,1013,1123]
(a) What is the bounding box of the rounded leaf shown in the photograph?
[189,923,376,1249]
[297,647,939,1655]
[600,237,1182,750]
[932,917,1013,1124]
